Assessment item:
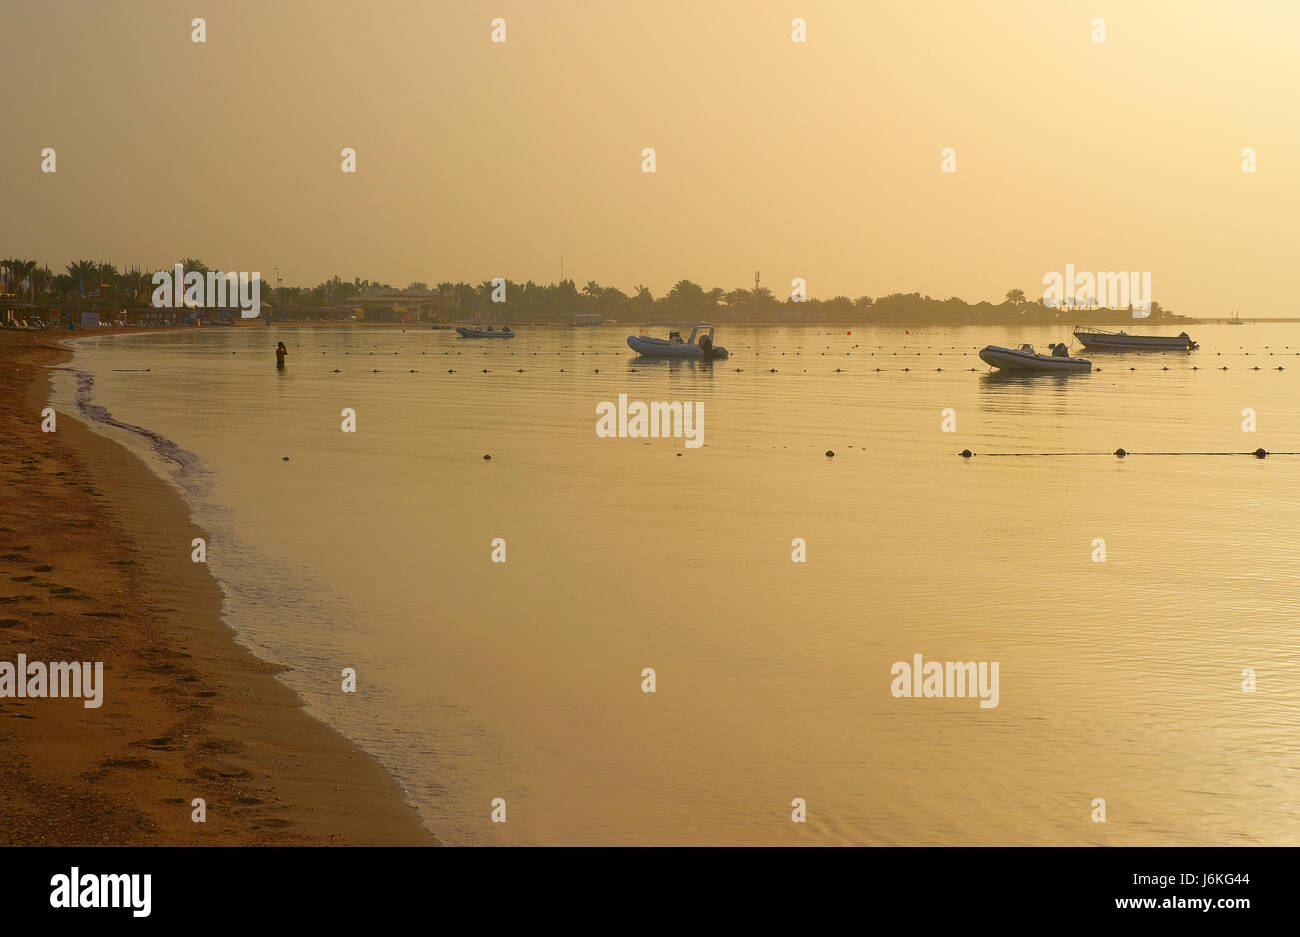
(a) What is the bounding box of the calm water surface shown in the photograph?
[55,323,1300,845]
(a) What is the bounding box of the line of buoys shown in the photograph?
[962,448,1285,458]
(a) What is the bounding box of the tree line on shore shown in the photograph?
[0,258,1183,324]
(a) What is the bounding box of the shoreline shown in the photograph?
[0,329,433,845]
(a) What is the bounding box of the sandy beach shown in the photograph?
[0,329,432,845]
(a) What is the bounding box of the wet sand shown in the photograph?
[0,329,433,845]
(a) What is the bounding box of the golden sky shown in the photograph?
[2,0,1296,314]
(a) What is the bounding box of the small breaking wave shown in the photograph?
[68,367,212,499]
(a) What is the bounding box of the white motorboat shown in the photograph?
[979,343,1091,372]
[1073,326,1197,351]
[627,324,728,359]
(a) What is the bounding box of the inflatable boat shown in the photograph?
[627,324,728,359]
[456,326,514,338]
[978,344,1091,372]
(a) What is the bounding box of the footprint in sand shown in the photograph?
[134,737,180,752]
[100,757,157,770]
[197,765,252,781]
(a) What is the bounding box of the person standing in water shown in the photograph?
[275,341,287,368]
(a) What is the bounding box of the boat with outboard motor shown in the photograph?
[627,324,728,359]
[979,343,1092,372]
[1073,326,1197,351]
[456,326,514,338]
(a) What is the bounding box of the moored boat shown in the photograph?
[627,324,728,359]
[1073,326,1197,350]
[456,326,514,338]
[979,343,1091,372]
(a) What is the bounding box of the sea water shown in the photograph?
[55,323,1300,845]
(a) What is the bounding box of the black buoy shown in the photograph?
[282,456,290,462]
[483,454,492,461]
[825,450,835,458]
[1114,448,1127,458]
[960,449,973,458]
[1255,448,1268,459]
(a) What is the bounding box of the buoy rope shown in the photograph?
[969,450,1292,457]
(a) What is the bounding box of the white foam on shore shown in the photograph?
[48,335,434,838]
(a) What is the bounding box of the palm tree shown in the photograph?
[0,259,16,295]
[668,279,704,302]
[1005,288,1026,305]
[724,288,751,309]
[97,262,118,296]
[31,264,52,300]
[8,259,37,301]
[66,260,98,296]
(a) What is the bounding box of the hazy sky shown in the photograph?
[2,0,1296,314]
